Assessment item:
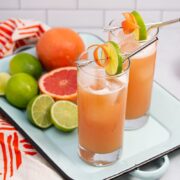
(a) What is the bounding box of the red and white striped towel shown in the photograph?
[0,18,50,58]
[0,116,61,180]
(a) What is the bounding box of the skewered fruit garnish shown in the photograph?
[90,41,123,76]
[122,10,147,40]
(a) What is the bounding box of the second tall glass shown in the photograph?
[108,19,159,130]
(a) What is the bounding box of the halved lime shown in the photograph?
[0,72,11,96]
[50,100,78,132]
[131,11,147,40]
[103,41,123,75]
[27,94,55,128]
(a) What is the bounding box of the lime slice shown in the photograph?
[131,11,147,40]
[51,100,78,132]
[103,41,123,75]
[0,72,11,96]
[27,94,54,128]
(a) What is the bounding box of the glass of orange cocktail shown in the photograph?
[77,48,130,166]
[108,13,159,130]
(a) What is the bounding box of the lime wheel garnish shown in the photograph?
[131,11,147,40]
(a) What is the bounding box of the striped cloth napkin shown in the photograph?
[0,19,62,180]
[0,115,61,180]
[0,18,49,58]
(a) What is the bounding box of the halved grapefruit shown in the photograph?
[39,67,77,103]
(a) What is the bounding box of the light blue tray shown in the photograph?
[0,33,180,180]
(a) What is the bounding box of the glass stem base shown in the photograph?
[78,145,122,166]
[125,114,149,130]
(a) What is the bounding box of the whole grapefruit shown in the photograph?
[39,67,77,103]
[36,28,85,70]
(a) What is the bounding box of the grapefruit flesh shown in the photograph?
[39,67,77,102]
[36,28,85,70]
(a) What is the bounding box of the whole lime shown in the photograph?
[5,73,38,109]
[0,72,11,96]
[9,53,42,79]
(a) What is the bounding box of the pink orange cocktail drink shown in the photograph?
[77,51,129,166]
[126,42,157,120]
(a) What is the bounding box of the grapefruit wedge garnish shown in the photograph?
[39,67,77,103]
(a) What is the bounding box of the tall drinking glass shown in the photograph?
[77,50,130,166]
[108,18,159,130]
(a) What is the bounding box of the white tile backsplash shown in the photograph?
[20,0,77,9]
[0,1,179,31]
[0,10,46,22]
[137,11,162,23]
[163,11,180,28]
[79,0,135,9]
[48,10,103,27]
[105,10,161,26]
[74,28,107,40]
[105,11,126,25]
[137,0,180,10]
[0,0,19,9]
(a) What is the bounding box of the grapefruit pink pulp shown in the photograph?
[39,67,77,103]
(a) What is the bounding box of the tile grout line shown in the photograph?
[135,0,138,9]
[1,7,180,11]
[3,8,180,11]
[76,0,79,9]
[18,0,21,9]
[160,10,164,21]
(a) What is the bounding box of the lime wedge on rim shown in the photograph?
[27,94,54,128]
[0,72,11,96]
[51,100,78,132]
[102,41,123,76]
[131,11,147,40]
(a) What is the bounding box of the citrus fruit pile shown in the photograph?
[0,27,83,132]
[121,10,147,40]
[90,41,123,76]
[4,53,40,108]
[1,51,78,132]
